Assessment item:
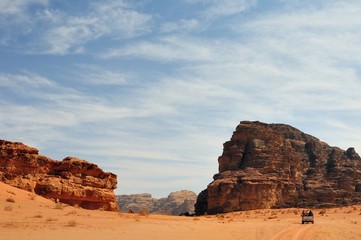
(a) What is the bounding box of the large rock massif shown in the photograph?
[118,190,197,215]
[0,140,118,211]
[195,121,361,215]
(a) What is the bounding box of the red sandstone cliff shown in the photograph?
[195,121,361,215]
[0,139,118,211]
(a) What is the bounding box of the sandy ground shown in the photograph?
[1,182,361,240]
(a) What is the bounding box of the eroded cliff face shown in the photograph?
[0,140,118,211]
[195,121,361,215]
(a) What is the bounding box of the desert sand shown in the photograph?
[1,182,361,240]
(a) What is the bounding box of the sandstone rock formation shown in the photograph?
[195,121,361,215]
[0,139,118,211]
[117,193,155,213]
[117,190,197,215]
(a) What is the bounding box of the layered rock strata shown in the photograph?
[195,121,361,215]
[0,139,118,211]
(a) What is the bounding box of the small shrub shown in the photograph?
[29,193,37,200]
[6,190,15,195]
[54,203,64,210]
[6,198,15,203]
[4,205,13,211]
[65,210,77,216]
[45,218,58,222]
[139,208,149,216]
[33,214,43,218]
[271,211,278,216]
[319,209,326,216]
[216,214,225,219]
[66,220,77,227]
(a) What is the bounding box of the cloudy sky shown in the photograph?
[1,0,361,197]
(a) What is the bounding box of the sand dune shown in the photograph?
[1,182,361,240]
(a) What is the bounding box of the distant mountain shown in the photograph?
[117,190,197,215]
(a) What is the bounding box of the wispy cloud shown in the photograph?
[0,71,134,124]
[72,64,131,86]
[0,0,48,46]
[184,0,256,18]
[200,0,256,19]
[0,0,152,54]
[38,1,152,54]
[0,71,54,88]
[159,0,255,34]
[102,35,214,61]
[0,0,47,16]
[160,19,200,33]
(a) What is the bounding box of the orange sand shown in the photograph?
[1,182,361,240]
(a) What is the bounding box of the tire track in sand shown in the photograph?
[270,224,313,240]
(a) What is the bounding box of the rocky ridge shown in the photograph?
[0,139,118,211]
[117,190,197,215]
[195,121,361,215]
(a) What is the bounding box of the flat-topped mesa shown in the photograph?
[0,139,118,211]
[195,121,361,215]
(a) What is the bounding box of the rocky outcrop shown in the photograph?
[0,139,118,211]
[195,121,361,215]
[117,193,155,213]
[117,190,197,215]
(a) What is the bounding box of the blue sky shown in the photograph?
[1,0,361,197]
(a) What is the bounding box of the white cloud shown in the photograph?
[0,0,47,15]
[161,19,200,33]
[1,0,152,55]
[0,71,54,88]
[72,64,130,86]
[0,0,48,46]
[41,17,98,55]
[201,0,256,19]
[184,0,256,20]
[90,0,152,38]
[102,35,213,61]
[0,71,134,123]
